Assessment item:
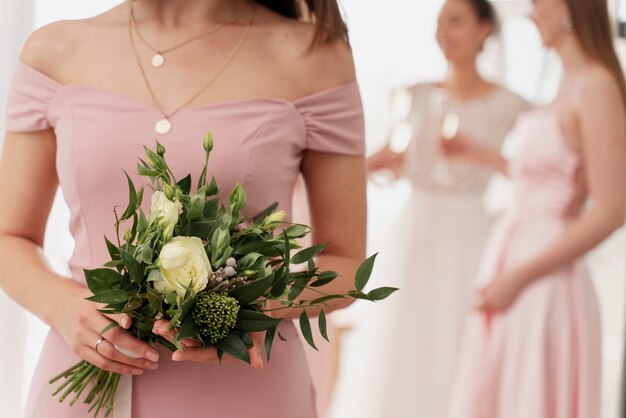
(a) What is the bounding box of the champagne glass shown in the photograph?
[371,86,414,187]
[428,88,460,186]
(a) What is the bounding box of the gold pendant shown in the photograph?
[155,119,172,134]
[151,53,165,68]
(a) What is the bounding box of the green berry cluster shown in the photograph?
[192,291,240,345]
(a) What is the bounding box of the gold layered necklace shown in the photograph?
[128,2,255,135]
[130,7,240,69]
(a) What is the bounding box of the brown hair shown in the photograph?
[254,0,349,47]
[463,0,497,26]
[567,0,626,106]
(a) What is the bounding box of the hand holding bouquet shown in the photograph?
[50,133,397,416]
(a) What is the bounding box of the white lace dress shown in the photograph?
[350,83,528,418]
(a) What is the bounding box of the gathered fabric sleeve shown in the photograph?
[293,81,365,156]
[5,61,62,133]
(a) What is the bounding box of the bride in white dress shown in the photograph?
[361,1,529,417]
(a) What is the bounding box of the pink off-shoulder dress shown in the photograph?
[5,60,365,418]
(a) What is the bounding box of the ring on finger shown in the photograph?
[94,336,105,353]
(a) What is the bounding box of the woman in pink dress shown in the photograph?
[0,1,366,417]
[443,0,626,416]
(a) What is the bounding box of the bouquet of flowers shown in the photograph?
[49,132,397,416]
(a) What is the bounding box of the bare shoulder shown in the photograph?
[253,6,356,95]
[19,5,126,79]
[574,63,623,105]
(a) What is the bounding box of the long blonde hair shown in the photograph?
[567,0,626,106]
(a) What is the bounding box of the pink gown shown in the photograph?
[447,109,602,418]
[6,60,365,418]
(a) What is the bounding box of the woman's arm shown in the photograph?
[367,145,405,177]
[440,132,509,176]
[0,130,159,373]
[479,67,626,311]
[0,26,160,373]
[516,68,626,284]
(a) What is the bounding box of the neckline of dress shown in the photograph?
[426,82,506,106]
[17,59,359,113]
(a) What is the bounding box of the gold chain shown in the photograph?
[129,6,240,56]
[128,2,255,120]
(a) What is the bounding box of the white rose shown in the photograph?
[149,191,183,239]
[152,237,212,298]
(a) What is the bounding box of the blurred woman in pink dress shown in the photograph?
[363,1,527,417]
[443,0,626,416]
[0,1,367,417]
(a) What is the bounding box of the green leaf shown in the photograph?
[119,248,145,284]
[309,294,346,305]
[99,322,120,337]
[177,175,192,195]
[355,253,378,291]
[86,289,129,304]
[292,243,329,265]
[228,183,247,216]
[299,310,317,350]
[120,172,138,221]
[310,271,339,287]
[188,221,214,239]
[84,268,124,295]
[215,333,250,363]
[367,287,399,301]
[283,224,311,239]
[265,326,277,361]
[229,274,274,305]
[233,241,283,257]
[235,310,282,332]
[319,310,329,342]
[188,189,206,220]
[287,275,310,301]
[206,177,219,196]
[236,253,263,270]
[146,286,163,312]
[210,226,230,266]
[253,202,279,224]
[347,290,373,301]
[177,314,201,341]
[104,236,121,261]
[140,245,153,264]
[270,273,288,298]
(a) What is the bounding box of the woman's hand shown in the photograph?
[476,270,526,312]
[440,133,509,175]
[53,284,160,375]
[152,320,265,370]
[367,146,405,179]
[439,133,483,162]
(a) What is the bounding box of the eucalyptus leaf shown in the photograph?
[235,310,282,332]
[299,310,317,350]
[367,287,399,301]
[264,326,277,361]
[292,243,329,265]
[319,310,329,342]
[283,224,311,239]
[309,294,346,305]
[355,253,378,291]
[228,274,274,305]
[215,333,250,363]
